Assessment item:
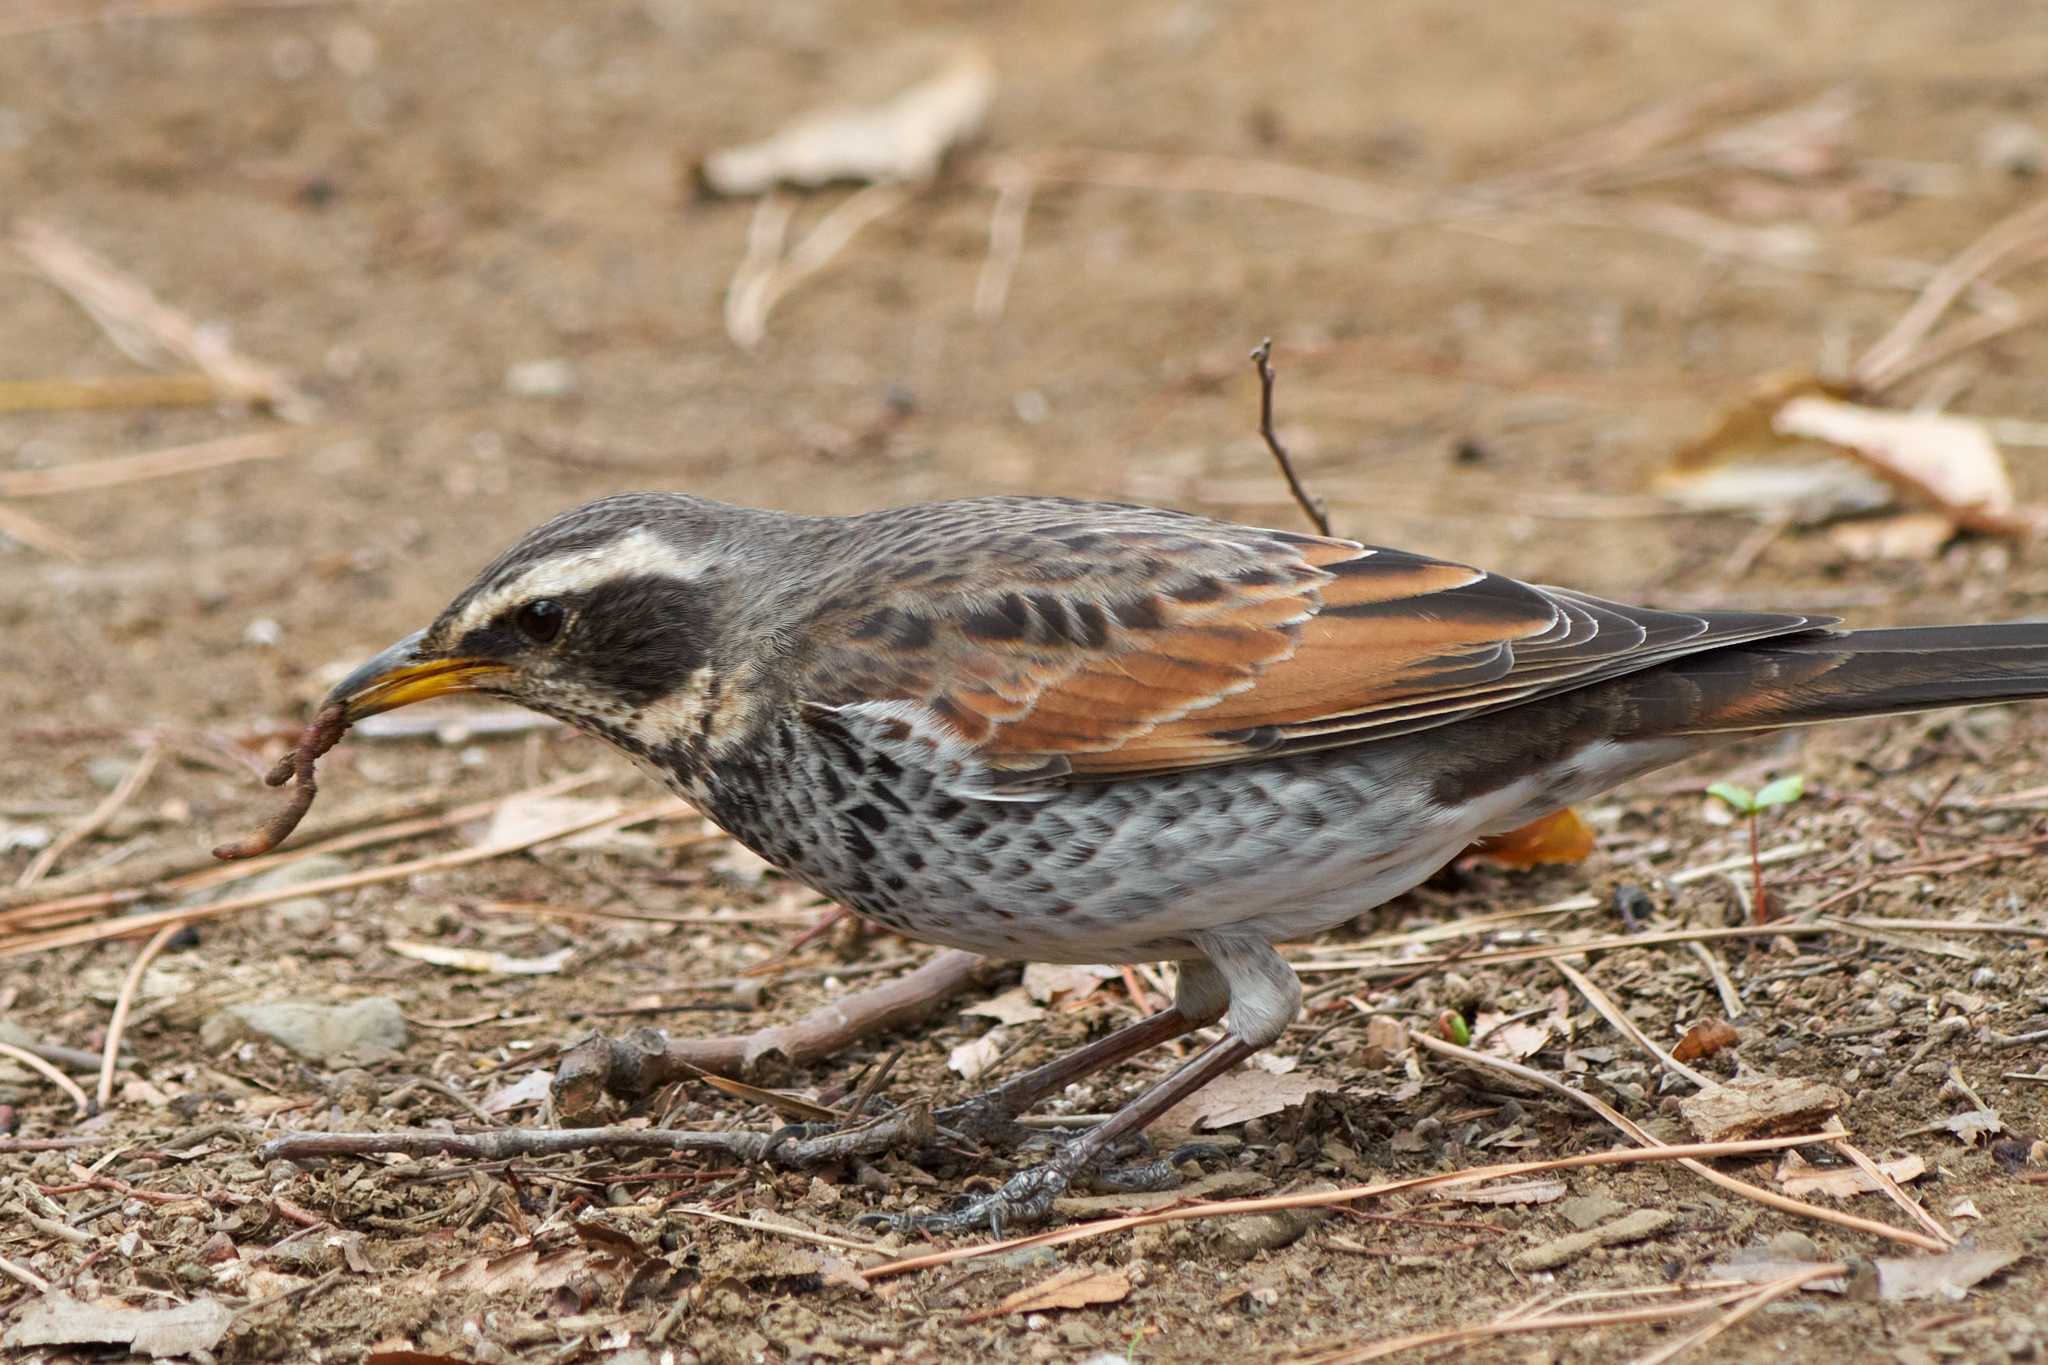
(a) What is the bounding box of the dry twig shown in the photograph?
[1250,340,1331,536]
[13,218,315,420]
[97,923,184,1111]
[551,949,1009,1116]
[0,1041,91,1117]
[263,1104,936,1169]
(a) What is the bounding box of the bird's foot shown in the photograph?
[855,1140,1217,1237]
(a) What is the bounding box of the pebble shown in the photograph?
[1979,120,2044,178]
[1511,1209,1674,1271]
[201,996,408,1061]
[504,358,578,398]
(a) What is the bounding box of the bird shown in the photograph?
[317,490,2048,1233]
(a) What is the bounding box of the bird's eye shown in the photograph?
[514,599,566,645]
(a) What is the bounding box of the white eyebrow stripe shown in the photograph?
[452,528,715,635]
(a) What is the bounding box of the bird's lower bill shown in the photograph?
[326,633,508,720]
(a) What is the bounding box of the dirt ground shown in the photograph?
[5,1,2048,1361]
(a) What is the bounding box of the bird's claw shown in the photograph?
[855,1141,1221,1236]
[856,1161,1074,1239]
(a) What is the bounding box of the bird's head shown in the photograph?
[325,493,781,750]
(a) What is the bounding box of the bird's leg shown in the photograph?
[934,1002,1204,1143]
[862,935,1298,1237]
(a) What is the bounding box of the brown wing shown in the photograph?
[800,502,1826,782]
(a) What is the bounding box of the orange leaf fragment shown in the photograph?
[961,1266,1131,1324]
[1672,1018,1741,1063]
[1467,807,1597,867]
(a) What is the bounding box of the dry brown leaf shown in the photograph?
[1435,1178,1568,1205]
[1776,1152,1927,1199]
[961,985,1048,1026]
[1775,395,2026,534]
[386,940,574,976]
[1656,372,1890,524]
[1157,1068,1335,1131]
[1466,807,1597,867]
[1825,510,1959,561]
[478,794,623,850]
[948,1028,1008,1082]
[696,48,993,196]
[435,1246,586,1294]
[1875,1245,2021,1301]
[3,1294,233,1358]
[1672,1018,1740,1063]
[961,1266,1131,1324]
[1021,961,1117,1004]
[1655,371,2036,550]
[1681,1076,1847,1142]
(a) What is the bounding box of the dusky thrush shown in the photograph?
[311,491,2048,1231]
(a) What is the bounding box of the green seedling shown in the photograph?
[1706,774,1805,923]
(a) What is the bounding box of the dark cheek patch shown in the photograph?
[567,575,710,706]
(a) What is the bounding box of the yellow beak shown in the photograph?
[325,629,509,720]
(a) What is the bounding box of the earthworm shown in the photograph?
[211,701,351,860]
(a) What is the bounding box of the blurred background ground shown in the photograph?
[4,2,2048,1361]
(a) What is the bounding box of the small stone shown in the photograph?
[504,358,578,398]
[1214,1184,1336,1259]
[87,756,133,790]
[201,997,408,1061]
[1557,1195,1627,1230]
[243,617,283,648]
[1979,121,2044,178]
[1765,1230,1821,1261]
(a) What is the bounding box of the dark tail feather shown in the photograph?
[1632,623,2048,735]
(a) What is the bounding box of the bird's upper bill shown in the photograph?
[325,628,510,720]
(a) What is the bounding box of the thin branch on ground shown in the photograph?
[17,742,161,887]
[0,797,680,957]
[1552,958,1716,1090]
[1628,1264,1847,1365]
[13,218,316,420]
[1855,194,2048,391]
[97,922,183,1111]
[1408,1031,1945,1253]
[263,1104,935,1168]
[0,1041,90,1116]
[0,500,86,560]
[859,1131,1833,1280]
[1249,339,1332,536]
[973,166,1035,321]
[0,430,312,501]
[551,949,1009,1116]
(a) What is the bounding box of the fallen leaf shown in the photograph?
[948,1029,1007,1082]
[961,1266,1130,1324]
[1479,1017,1555,1061]
[1875,1245,2021,1301]
[366,1353,476,1365]
[961,986,1047,1026]
[1657,372,1891,524]
[1776,1152,1926,1198]
[1681,1076,1846,1142]
[437,1247,587,1294]
[696,48,994,196]
[1775,395,2025,534]
[3,1294,233,1359]
[1022,961,1117,1004]
[1672,1019,1740,1063]
[1157,1068,1335,1131]
[1825,510,1958,561]
[1656,371,2035,550]
[387,940,575,975]
[1437,1178,1567,1205]
[1466,807,1597,867]
[480,1070,555,1115]
[478,794,622,849]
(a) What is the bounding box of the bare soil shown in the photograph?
[4,2,2048,1362]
